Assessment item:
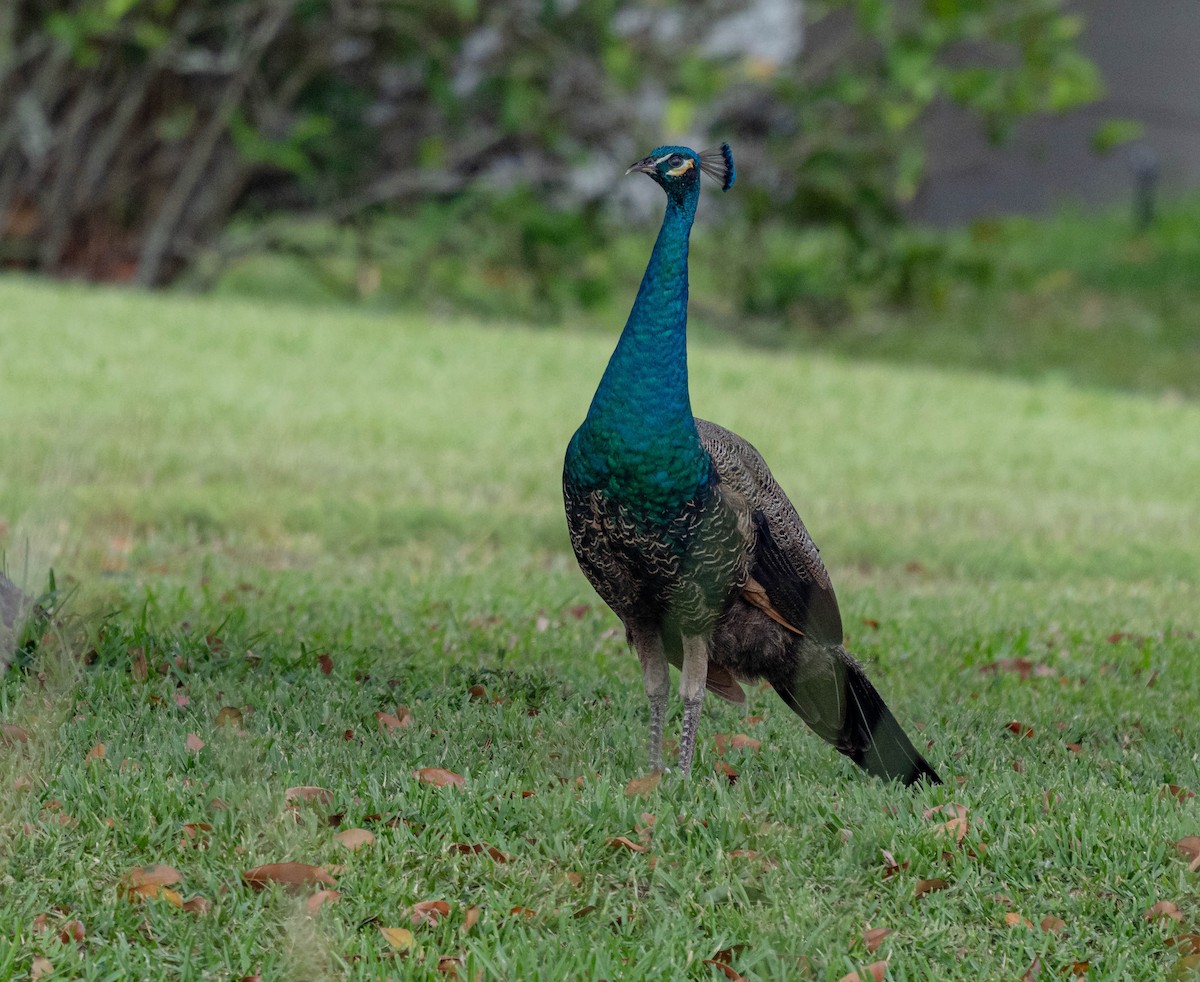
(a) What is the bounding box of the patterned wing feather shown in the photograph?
[696,419,843,643]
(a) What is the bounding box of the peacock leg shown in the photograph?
[630,627,669,772]
[676,634,709,776]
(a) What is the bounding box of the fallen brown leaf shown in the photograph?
[213,706,243,727]
[317,653,334,675]
[0,722,29,747]
[181,895,211,915]
[85,742,106,762]
[730,734,760,752]
[376,709,411,732]
[462,906,480,933]
[185,733,205,752]
[451,842,509,862]
[1163,785,1197,803]
[242,862,336,892]
[508,905,536,919]
[862,927,892,953]
[605,835,647,853]
[410,899,451,926]
[31,956,53,980]
[285,786,334,808]
[838,962,887,982]
[305,890,340,916]
[1167,935,1200,956]
[379,926,414,950]
[1005,720,1035,738]
[414,767,465,788]
[1020,956,1041,982]
[1004,912,1032,928]
[58,920,85,944]
[1040,915,1066,934]
[1173,954,1200,979]
[625,772,662,796]
[334,828,375,851]
[914,878,949,898]
[121,864,182,896]
[714,761,738,783]
[703,959,746,981]
[436,954,463,977]
[1145,900,1184,923]
[564,871,582,887]
[1175,836,1200,863]
[880,850,908,878]
[180,821,212,846]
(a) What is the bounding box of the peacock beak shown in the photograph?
[625,156,657,176]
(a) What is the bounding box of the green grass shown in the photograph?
[1,274,1199,980]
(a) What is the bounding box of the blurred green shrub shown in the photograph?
[0,0,1097,318]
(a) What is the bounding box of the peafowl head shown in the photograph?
[626,144,736,202]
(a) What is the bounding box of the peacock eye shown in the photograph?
[667,154,685,168]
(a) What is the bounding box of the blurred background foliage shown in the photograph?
[1,0,1107,322]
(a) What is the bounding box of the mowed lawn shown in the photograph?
[1,275,1198,980]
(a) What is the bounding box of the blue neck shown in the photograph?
[572,188,710,513]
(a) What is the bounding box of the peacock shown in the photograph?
[562,143,940,786]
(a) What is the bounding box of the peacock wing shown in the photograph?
[696,419,843,644]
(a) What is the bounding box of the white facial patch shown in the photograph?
[665,158,695,177]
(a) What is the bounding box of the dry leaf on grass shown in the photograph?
[605,835,647,853]
[703,959,746,981]
[410,899,451,926]
[862,927,892,952]
[914,878,949,899]
[305,890,340,915]
[1175,836,1200,868]
[880,850,908,878]
[730,734,760,752]
[31,957,53,980]
[335,828,375,851]
[1145,900,1184,923]
[242,862,336,892]
[437,954,464,977]
[185,733,205,752]
[451,842,509,862]
[176,895,210,915]
[1004,912,1033,928]
[58,920,85,944]
[1167,935,1200,955]
[85,742,106,762]
[508,906,536,919]
[624,772,662,796]
[380,926,414,950]
[1005,720,1035,738]
[285,786,334,808]
[838,961,887,982]
[462,906,480,932]
[214,706,243,727]
[377,706,413,731]
[1,722,30,747]
[120,863,182,899]
[414,767,465,788]
[1161,785,1196,803]
[714,761,738,783]
[1040,915,1066,934]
